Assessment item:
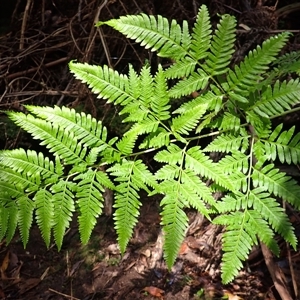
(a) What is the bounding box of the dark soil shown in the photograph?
[1,0,300,299]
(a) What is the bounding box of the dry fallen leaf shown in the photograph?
[18,278,41,295]
[223,290,244,300]
[179,242,189,255]
[0,251,10,279]
[142,286,165,298]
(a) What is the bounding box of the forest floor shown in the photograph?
[1,198,293,300]
[1,0,300,299]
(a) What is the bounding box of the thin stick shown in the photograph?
[48,288,80,300]
[94,0,113,68]
[42,0,45,27]
[20,0,33,50]
[3,57,69,81]
[287,242,298,298]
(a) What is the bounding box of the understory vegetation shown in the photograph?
[1,5,300,284]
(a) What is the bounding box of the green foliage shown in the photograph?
[1,5,300,284]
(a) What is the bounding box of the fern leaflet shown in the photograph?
[204,14,236,76]
[252,164,300,209]
[225,32,290,97]
[50,180,76,250]
[98,14,189,60]
[250,79,300,118]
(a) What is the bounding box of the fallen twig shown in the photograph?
[260,242,293,300]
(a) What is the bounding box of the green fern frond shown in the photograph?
[181,17,191,52]
[181,168,216,212]
[246,111,271,138]
[151,65,171,121]
[214,211,255,284]
[0,184,22,244]
[155,159,215,217]
[252,141,267,169]
[260,124,300,164]
[130,160,158,191]
[108,159,156,252]
[138,64,153,108]
[163,5,212,79]
[204,133,249,153]
[213,112,241,132]
[0,180,24,199]
[216,192,245,213]
[0,200,18,243]
[17,195,35,247]
[0,149,62,185]
[120,102,147,123]
[111,182,141,252]
[121,64,171,123]
[74,170,105,244]
[154,144,183,165]
[247,210,279,255]
[185,146,236,191]
[26,105,108,148]
[0,201,9,241]
[116,130,139,155]
[69,61,133,106]
[205,86,225,112]
[101,146,122,164]
[5,201,18,244]
[0,166,39,192]
[50,180,76,250]
[173,91,212,114]
[215,207,282,283]
[127,64,141,98]
[225,32,290,96]
[250,79,300,118]
[160,187,189,268]
[252,164,300,209]
[85,145,108,166]
[98,14,189,60]
[1,4,300,286]
[34,189,54,248]
[190,5,212,60]
[204,14,236,76]
[164,57,197,79]
[7,112,87,166]
[273,50,300,76]
[155,165,180,182]
[171,104,208,135]
[140,128,171,149]
[196,108,223,134]
[168,69,210,98]
[249,188,297,248]
[218,152,249,174]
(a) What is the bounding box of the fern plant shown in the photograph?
[1,5,300,283]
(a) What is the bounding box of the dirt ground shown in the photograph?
[1,0,300,299]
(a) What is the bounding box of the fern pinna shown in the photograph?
[1,5,300,283]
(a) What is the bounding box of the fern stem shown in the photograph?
[270,105,300,119]
[247,135,255,193]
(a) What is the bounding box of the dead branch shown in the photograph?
[261,242,293,300]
